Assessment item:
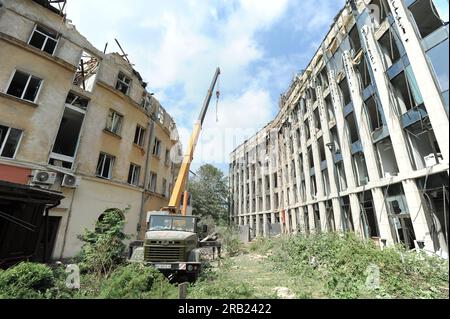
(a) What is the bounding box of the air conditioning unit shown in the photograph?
[62,174,81,188]
[424,153,443,168]
[32,170,57,185]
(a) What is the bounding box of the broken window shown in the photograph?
[157,107,165,125]
[326,200,336,231]
[346,112,360,144]
[365,95,384,133]
[96,153,115,179]
[325,95,335,126]
[28,25,59,55]
[149,172,158,192]
[0,125,22,159]
[141,94,152,112]
[50,99,85,169]
[303,207,310,234]
[330,127,341,155]
[405,121,441,170]
[165,149,171,166]
[426,39,449,107]
[349,25,362,53]
[304,119,311,140]
[409,0,447,39]
[391,67,424,114]
[314,108,321,131]
[7,70,42,102]
[308,147,314,169]
[356,55,372,90]
[73,51,99,92]
[134,125,146,147]
[369,0,390,26]
[318,137,326,164]
[128,164,141,186]
[152,138,161,157]
[339,78,352,106]
[360,191,380,239]
[322,169,331,196]
[65,92,89,111]
[385,183,416,249]
[301,181,307,202]
[313,204,321,232]
[336,162,348,192]
[116,72,131,95]
[353,153,369,186]
[319,67,329,89]
[378,28,403,68]
[376,137,399,178]
[162,178,167,197]
[106,110,123,135]
[341,196,354,232]
[311,175,317,198]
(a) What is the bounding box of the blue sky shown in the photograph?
[66,0,345,174]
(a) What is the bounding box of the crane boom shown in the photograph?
[164,67,221,214]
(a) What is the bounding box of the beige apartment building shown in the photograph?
[0,0,180,263]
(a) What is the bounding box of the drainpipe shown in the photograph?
[138,119,155,239]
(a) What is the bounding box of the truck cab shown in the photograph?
[129,212,205,282]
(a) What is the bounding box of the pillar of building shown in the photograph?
[307,97,328,232]
[316,83,343,232]
[328,69,362,236]
[371,187,395,245]
[386,0,449,164]
[292,119,306,234]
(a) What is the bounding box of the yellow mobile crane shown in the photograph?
[129,68,222,282]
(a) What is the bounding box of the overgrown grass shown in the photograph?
[257,233,449,299]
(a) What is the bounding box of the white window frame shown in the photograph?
[96,153,115,180]
[149,172,158,192]
[116,72,131,95]
[128,163,141,186]
[28,24,60,55]
[5,70,43,103]
[152,138,161,157]
[134,125,146,147]
[0,125,23,159]
[106,110,123,135]
[157,107,165,125]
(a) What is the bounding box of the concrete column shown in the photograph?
[238,164,243,222]
[328,70,361,235]
[349,193,362,236]
[332,198,343,232]
[371,187,395,245]
[316,84,343,231]
[249,157,254,216]
[298,98,314,233]
[387,0,449,164]
[307,97,328,232]
[360,25,414,173]
[263,213,269,237]
[308,205,316,234]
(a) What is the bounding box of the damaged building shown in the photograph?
[230,0,449,257]
[0,0,181,265]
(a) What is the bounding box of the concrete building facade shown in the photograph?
[230,0,449,257]
[0,0,181,260]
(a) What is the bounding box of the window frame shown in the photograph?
[149,172,158,192]
[128,163,141,186]
[96,153,115,180]
[0,125,23,159]
[105,110,124,136]
[152,138,162,157]
[28,24,60,55]
[134,125,146,147]
[116,72,132,95]
[6,70,43,103]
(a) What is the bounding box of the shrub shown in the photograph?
[217,226,245,257]
[98,263,177,299]
[77,208,130,276]
[0,262,54,299]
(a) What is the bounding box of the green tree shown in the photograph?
[188,164,229,224]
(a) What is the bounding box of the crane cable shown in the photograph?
[216,74,221,122]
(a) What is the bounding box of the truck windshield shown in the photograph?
[149,216,196,232]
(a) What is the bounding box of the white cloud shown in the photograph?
[65,0,341,169]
